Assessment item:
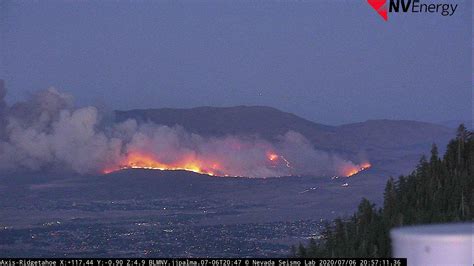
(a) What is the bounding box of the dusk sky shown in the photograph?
[0,0,472,125]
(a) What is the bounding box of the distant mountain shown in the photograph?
[437,119,473,130]
[335,119,453,150]
[115,106,455,176]
[333,120,453,175]
[115,106,336,147]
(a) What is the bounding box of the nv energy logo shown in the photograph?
[367,0,458,21]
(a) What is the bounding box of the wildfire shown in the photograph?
[102,152,223,176]
[102,150,369,178]
[103,151,294,176]
[267,153,279,161]
[267,152,292,168]
[343,162,372,177]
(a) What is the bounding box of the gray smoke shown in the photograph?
[0,79,6,138]
[0,86,362,177]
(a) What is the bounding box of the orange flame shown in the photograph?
[102,151,368,178]
[102,152,222,176]
[104,150,293,176]
[267,153,279,161]
[267,152,292,170]
[343,162,372,177]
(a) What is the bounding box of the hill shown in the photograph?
[115,106,335,145]
[115,106,454,176]
[296,125,473,258]
[438,119,473,129]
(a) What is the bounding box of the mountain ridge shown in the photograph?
[115,105,336,145]
[115,106,455,176]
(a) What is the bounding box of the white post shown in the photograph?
[391,223,473,266]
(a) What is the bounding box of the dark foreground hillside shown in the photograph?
[0,168,379,257]
[296,124,473,257]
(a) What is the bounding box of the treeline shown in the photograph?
[294,125,473,258]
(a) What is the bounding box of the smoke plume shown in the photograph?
[0,86,366,178]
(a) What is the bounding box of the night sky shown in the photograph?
[0,0,471,125]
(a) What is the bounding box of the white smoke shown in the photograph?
[0,87,361,177]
